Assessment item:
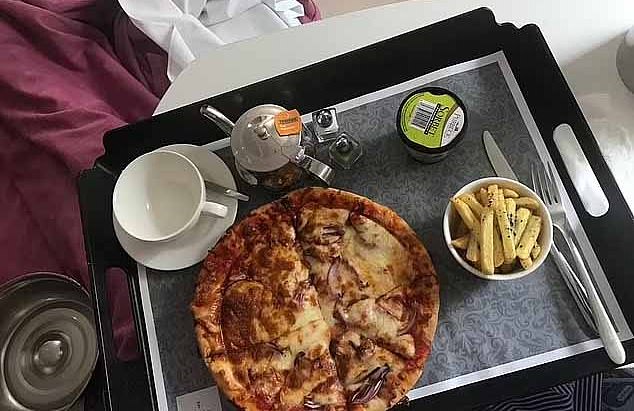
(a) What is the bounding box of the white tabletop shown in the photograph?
[156,0,634,211]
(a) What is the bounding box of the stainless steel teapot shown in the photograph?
[201,104,334,191]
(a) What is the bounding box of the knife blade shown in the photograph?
[204,180,249,202]
[483,131,517,180]
[482,130,597,332]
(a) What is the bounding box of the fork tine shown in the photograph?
[537,163,551,205]
[546,162,560,203]
[541,162,556,205]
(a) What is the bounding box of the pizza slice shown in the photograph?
[330,330,418,411]
[193,201,323,354]
[341,212,418,296]
[231,202,306,300]
[296,201,421,304]
[295,198,438,358]
[335,276,439,362]
[286,188,436,289]
[220,278,323,351]
[206,319,346,411]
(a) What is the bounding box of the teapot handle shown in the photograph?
[200,105,235,137]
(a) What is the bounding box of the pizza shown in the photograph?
[191,188,439,410]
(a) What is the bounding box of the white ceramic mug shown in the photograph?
[113,150,228,242]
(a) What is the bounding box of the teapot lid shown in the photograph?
[231,105,302,173]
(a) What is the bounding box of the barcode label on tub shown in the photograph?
[410,100,439,132]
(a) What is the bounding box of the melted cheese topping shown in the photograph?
[333,330,405,386]
[297,207,420,361]
[338,299,415,358]
[298,207,350,262]
[222,281,322,350]
[278,321,345,408]
[342,214,414,297]
[298,207,350,242]
[224,319,345,409]
[299,209,413,302]
[239,242,309,299]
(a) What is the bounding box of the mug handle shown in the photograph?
[201,201,228,218]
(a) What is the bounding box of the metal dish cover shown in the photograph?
[0,272,98,411]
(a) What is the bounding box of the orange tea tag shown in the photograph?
[274,109,302,136]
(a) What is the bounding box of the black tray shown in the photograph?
[79,8,634,411]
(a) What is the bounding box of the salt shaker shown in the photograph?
[312,108,340,142]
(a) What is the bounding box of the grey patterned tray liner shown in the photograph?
[146,62,595,410]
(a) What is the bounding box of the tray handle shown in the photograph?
[88,261,157,410]
[79,169,157,411]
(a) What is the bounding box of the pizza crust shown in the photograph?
[192,187,439,410]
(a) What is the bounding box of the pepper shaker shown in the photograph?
[328,132,363,169]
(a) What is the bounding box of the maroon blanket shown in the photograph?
[0,0,165,360]
[0,0,319,361]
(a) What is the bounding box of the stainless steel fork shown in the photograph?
[529,168,595,333]
[532,162,625,364]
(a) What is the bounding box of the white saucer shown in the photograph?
[113,144,238,270]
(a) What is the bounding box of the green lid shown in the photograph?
[398,88,466,152]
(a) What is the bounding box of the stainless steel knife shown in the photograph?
[204,180,250,202]
[482,130,597,332]
[483,131,518,180]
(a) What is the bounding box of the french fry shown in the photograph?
[514,207,532,247]
[486,185,498,209]
[516,215,542,259]
[459,193,484,218]
[495,189,516,263]
[519,256,533,269]
[479,188,488,206]
[452,198,480,236]
[505,198,516,233]
[531,242,542,259]
[499,263,514,273]
[466,232,480,262]
[492,220,504,267]
[503,188,519,198]
[456,220,469,237]
[498,187,505,210]
[480,209,495,275]
[515,197,540,210]
[451,234,470,250]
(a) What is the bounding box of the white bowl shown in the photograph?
[442,177,553,280]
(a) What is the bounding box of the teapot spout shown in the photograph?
[200,105,235,137]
